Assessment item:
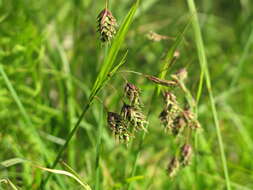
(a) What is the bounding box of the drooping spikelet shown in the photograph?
[97,9,117,42]
[121,103,148,132]
[167,157,180,178]
[179,144,192,166]
[124,83,141,107]
[159,92,181,133]
[182,109,201,129]
[107,112,131,143]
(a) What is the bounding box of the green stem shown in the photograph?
[95,44,108,190]
[186,0,231,189]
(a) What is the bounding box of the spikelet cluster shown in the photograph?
[107,112,130,143]
[154,68,201,177]
[122,83,148,132]
[97,9,117,42]
[167,144,193,177]
[159,92,181,133]
[106,83,147,144]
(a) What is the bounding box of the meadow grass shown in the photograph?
[1,0,253,189]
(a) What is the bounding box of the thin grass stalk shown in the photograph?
[41,1,139,187]
[186,0,231,189]
[95,44,108,190]
[56,39,76,167]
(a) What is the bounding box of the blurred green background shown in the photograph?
[1,0,253,189]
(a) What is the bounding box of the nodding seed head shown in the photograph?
[121,103,147,132]
[124,83,140,107]
[167,157,180,178]
[107,112,131,143]
[97,9,117,42]
[182,109,201,129]
[159,92,181,132]
[172,114,187,136]
[163,92,177,107]
[180,144,192,166]
[174,68,188,81]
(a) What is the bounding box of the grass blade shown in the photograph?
[186,0,231,189]
[36,166,92,190]
[156,20,191,95]
[0,65,52,161]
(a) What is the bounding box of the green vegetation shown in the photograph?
[1,0,253,189]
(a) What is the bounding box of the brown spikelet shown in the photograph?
[97,9,117,42]
[124,83,141,107]
[167,157,180,177]
[107,112,131,143]
[179,144,192,166]
[145,75,177,87]
[121,103,148,132]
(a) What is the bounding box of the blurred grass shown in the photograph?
[1,0,253,189]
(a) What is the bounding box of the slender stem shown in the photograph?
[95,104,104,190]
[41,102,92,187]
[186,0,231,189]
[95,43,108,190]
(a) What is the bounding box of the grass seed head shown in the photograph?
[180,144,192,166]
[173,68,188,81]
[167,157,180,178]
[97,9,117,42]
[172,114,187,136]
[121,103,148,132]
[159,92,181,132]
[124,83,140,107]
[107,112,131,143]
[183,109,201,129]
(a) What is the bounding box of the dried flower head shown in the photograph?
[107,112,131,143]
[124,83,141,107]
[182,109,201,129]
[146,31,172,42]
[171,114,187,136]
[159,92,181,132]
[172,68,188,82]
[121,103,147,132]
[163,92,178,108]
[180,144,192,166]
[167,157,180,177]
[97,9,117,42]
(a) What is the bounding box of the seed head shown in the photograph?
[107,112,131,143]
[182,109,201,129]
[163,92,178,109]
[97,9,117,42]
[167,157,180,177]
[171,114,186,136]
[173,68,188,82]
[121,103,147,132]
[124,83,140,107]
[159,92,181,132]
[180,144,192,166]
